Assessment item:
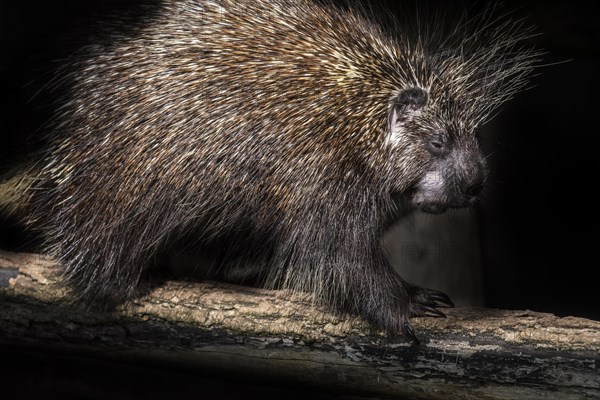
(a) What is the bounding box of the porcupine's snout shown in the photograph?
[412,138,488,214]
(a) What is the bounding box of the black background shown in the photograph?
[475,1,599,320]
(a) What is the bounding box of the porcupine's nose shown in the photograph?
[459,153,488,204]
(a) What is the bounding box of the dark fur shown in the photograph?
[10,0,537,343]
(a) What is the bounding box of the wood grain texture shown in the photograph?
[1,250,599,399]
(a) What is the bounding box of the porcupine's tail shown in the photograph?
[0,163,38,218]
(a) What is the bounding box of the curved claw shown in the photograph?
[427,289,455,308]
[418,305,447,318]
[403,323,420,345]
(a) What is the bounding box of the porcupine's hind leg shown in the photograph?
[39,184,182,309]
[49,219,164,309]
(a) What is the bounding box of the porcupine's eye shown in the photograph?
[426,133,449,157]
[428,139,444,153]
[430,140,443,150]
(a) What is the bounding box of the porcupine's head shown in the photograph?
[379,6,538,214]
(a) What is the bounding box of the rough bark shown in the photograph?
[0,250,598,399]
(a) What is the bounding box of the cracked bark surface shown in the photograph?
[1,251,599,399]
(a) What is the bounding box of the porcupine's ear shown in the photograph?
[387,87,428,145]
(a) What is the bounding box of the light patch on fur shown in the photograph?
[0,169,37,216]
[412,170,445,204]
[386,107,422,148]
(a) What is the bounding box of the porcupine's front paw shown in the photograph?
[400,287,455,344]
[410,287,455,317]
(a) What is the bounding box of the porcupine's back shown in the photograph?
[19,0,400,303]
[16,0,536,307]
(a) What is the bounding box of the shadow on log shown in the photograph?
[1,251,599,399]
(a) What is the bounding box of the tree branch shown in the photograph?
[1,251,598,399]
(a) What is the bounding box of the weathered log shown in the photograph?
[0,250,598,399]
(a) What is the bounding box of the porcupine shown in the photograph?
[1,0,537,343]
